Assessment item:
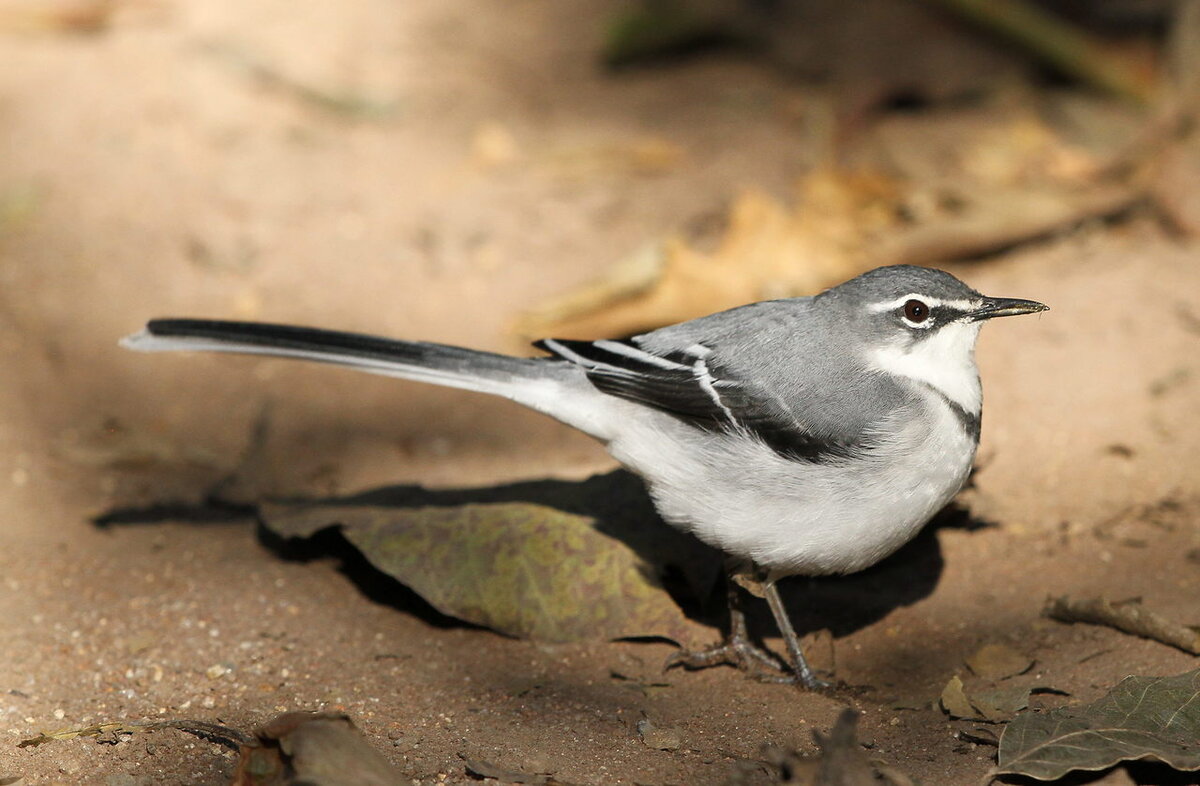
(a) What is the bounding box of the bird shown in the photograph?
[122,264,1046,688]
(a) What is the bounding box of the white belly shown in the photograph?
[605,389,977,577]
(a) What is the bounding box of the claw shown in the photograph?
[667,563,834,690]
[664,636,787,681]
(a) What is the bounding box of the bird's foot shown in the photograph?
[664,638,834,689]
[664,637,790,682]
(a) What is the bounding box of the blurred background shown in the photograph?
[1,1,1198,783]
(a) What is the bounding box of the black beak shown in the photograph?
[968,297,1048,321]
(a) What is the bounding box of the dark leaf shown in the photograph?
[993,668,1200,781]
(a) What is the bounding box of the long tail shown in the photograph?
[122,318,566,404]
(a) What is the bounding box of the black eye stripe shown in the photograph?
[902,303,973,325]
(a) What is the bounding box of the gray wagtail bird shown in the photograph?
[123,265,1047,688]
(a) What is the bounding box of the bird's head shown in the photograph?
[820,266,1047,414]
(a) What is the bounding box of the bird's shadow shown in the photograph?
[94,469,991,642]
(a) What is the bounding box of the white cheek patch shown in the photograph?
[870,321,983,413]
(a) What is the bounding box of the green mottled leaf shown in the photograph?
[993,668,1200,781]
[260,502,694,644]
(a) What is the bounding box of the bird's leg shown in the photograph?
[762,580,831,690]
[664,565,790,680]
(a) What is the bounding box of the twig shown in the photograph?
[920,0,1157,104]
[1044,596,1200,655]
[875,184,1142,267]
[196,40,401,120]
[19,718,254,750]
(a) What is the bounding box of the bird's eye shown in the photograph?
[903,299,929,323]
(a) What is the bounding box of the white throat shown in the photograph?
[870,321,983,413]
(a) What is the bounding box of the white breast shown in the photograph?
[605,387,978,577]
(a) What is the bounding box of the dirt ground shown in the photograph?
[1,1,1198,784]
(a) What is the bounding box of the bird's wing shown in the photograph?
[535,337,857,461]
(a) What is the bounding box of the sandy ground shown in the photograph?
[0,1,1198,784]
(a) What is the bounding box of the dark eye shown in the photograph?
[903,299,929,323]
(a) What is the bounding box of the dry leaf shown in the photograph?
[969,685,1036,723]
[992,668,1200,781]
[514,170,895,341]
[941,675,1056,723]
[233,712,399,786]
[940,675,977,720]
[259,501,694,644]
[965,643,1033,681]
[514,163,1134,343]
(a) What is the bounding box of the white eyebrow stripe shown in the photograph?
[867,294,978,313]
[593,339,690,370]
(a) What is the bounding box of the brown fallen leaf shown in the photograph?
[968,685,1036,723]
[513,170,899,341]
[940,675,978,721]
[965,643,1033,681]
[232,712,399,786]
[259,501,695,644]
[513,165,1136,343]
[940,675,1061,723]
[1044,595,1200,655]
